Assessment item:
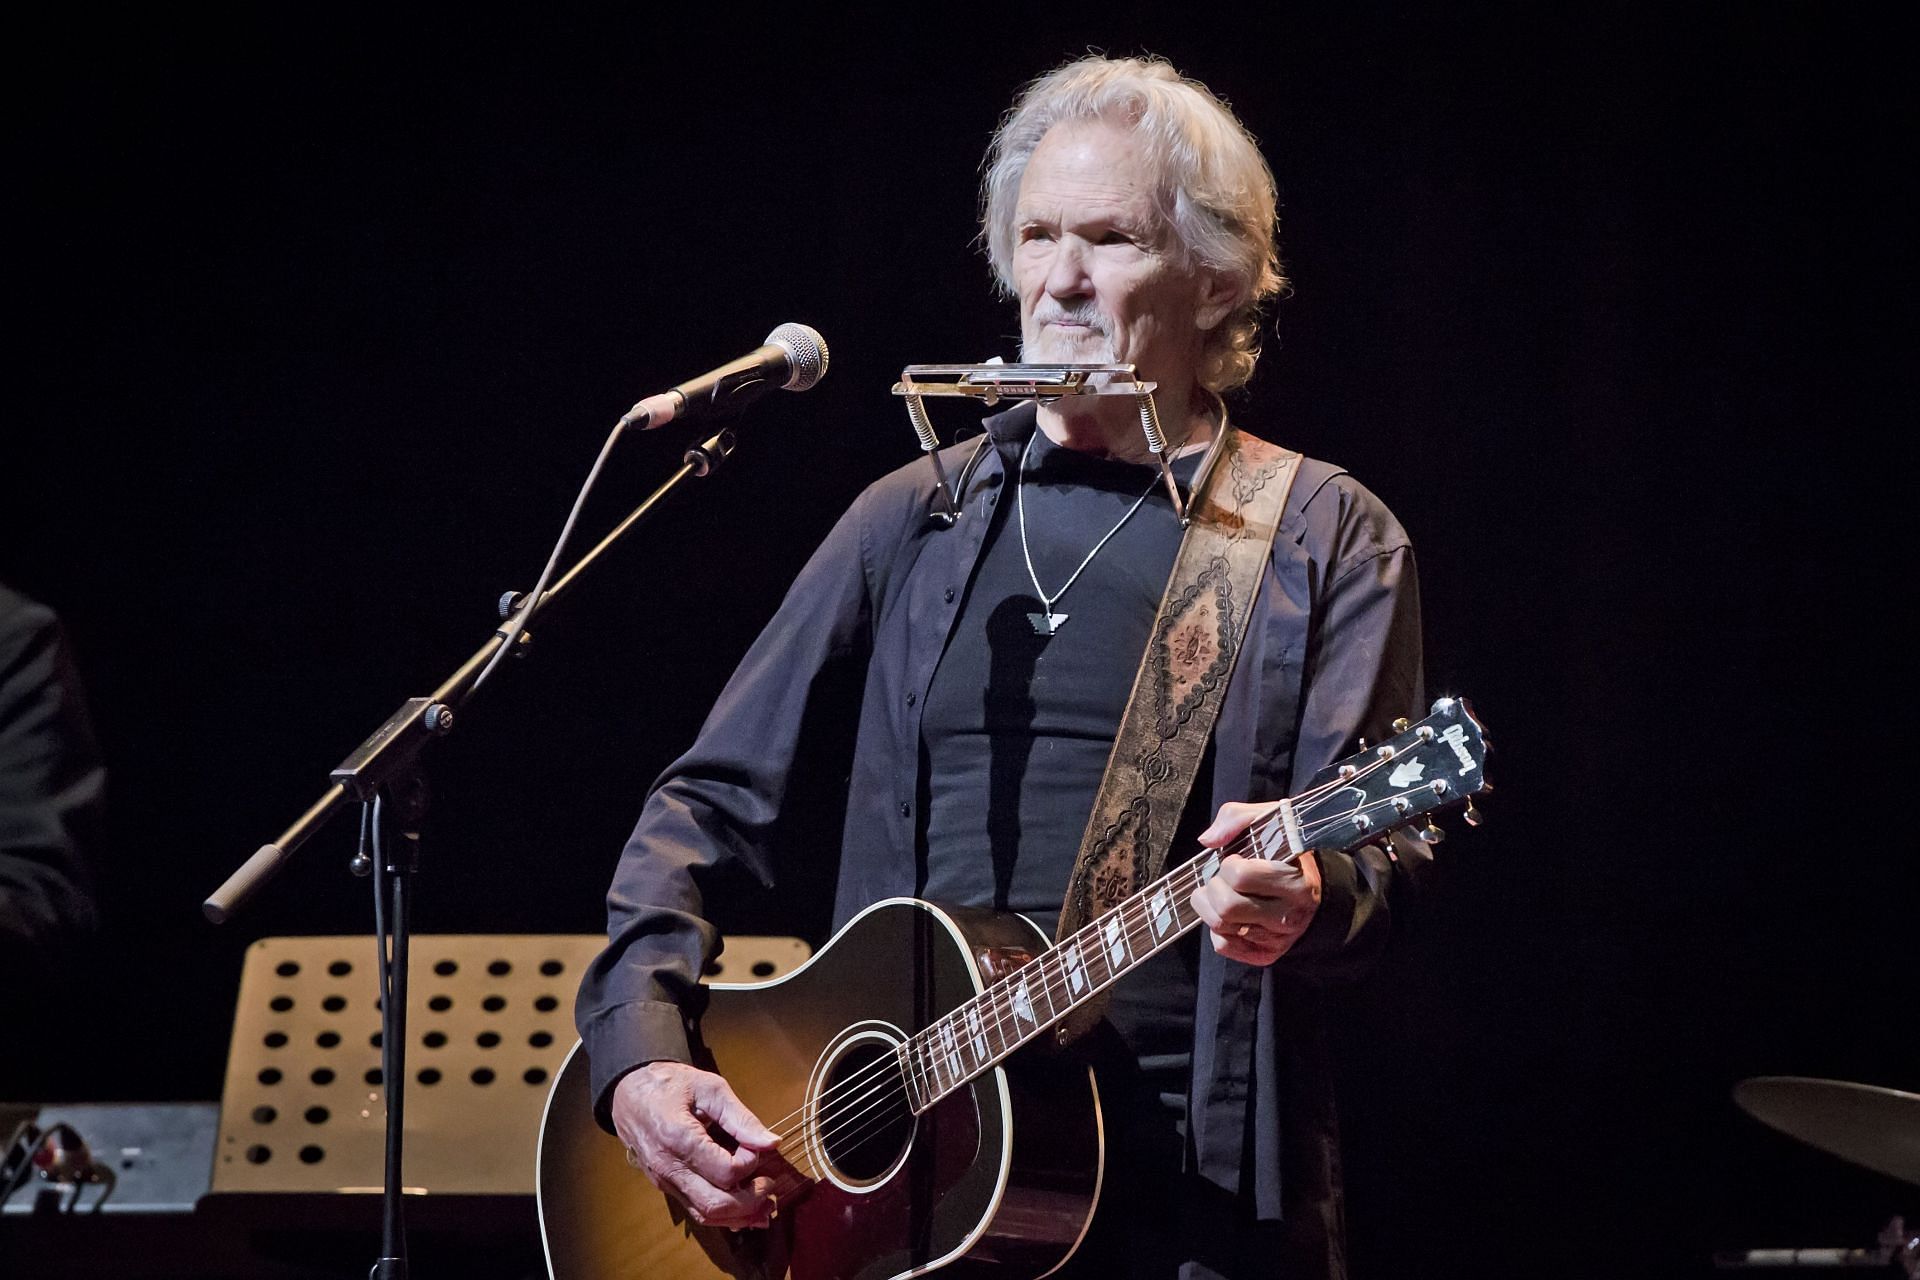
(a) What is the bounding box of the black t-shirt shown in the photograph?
[917,427,1211,1104]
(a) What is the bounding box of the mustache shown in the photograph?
[1031,304,1108,333]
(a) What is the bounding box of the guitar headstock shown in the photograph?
[1296,697,1490,853]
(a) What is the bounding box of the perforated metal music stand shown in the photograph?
[211,934,809,1198]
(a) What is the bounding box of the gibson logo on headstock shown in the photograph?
[1441,724,1478,775]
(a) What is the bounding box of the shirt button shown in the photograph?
[898,802,911,818]
[905,692,917,707]
[943,588,955,603]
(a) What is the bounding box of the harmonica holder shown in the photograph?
[892,364,1198,524]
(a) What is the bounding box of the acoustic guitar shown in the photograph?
[538,697,1489,1280]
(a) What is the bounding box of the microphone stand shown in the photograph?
[202,427,740,1280]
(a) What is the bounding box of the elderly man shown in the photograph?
[576,55,1425,1279]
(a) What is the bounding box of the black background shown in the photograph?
[4,6,1914,1276]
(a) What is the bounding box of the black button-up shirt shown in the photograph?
[577,403,1426,1268]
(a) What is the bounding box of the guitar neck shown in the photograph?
[899,812,1297,1113]
[895,696,1489,1112]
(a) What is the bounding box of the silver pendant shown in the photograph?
[1027,611,1068,635]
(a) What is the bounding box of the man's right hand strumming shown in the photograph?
[610,1061,782,1229]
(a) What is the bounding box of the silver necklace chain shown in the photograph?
[1015,431,1161,635]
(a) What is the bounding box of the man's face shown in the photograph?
[1014,118,1226,388]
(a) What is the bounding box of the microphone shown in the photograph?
[621,323,829,429]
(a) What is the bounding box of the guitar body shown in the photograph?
[538,899,1103,1280]
[540,699,1494,1279]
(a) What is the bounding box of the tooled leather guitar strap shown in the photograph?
[1052,425,1300,1044]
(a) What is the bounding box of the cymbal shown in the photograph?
[1735,1076,1920,1186]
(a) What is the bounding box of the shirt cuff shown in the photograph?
[1288,846,1363,962]
[581,999,695,1131]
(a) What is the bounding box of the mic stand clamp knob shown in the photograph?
[684,429,738,478]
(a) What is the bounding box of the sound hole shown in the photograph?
[818,1039,913,1183]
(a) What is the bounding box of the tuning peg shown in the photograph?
[1463,799,1483,827]
[1418,820,1445,844]
[1391,717,1411,733]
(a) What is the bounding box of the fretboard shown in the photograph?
[898,813,1298,1113]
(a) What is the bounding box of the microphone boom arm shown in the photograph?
[201,425,741,923]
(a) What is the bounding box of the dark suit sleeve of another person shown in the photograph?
[0,589,105,956]
[574,495,876,1125]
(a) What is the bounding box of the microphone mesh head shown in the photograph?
[766,322,829,391]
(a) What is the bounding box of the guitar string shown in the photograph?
[889,752,1407,1107]
[751,750,1425,1167]
[759,753,1438,1172]
[778,771,1458,1180]
[821,759,1466,1174]
[768,773,1451,1188]
[758,753,1423,1172]
[780,781,1350,1166]
[747,785,1313,1157]
[772,784,1440,1184]
[766,843,1242,1182]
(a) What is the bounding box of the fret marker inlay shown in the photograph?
[1150,888,1174,935]
[940,1022,961,1077]
[1062,943,1088,994]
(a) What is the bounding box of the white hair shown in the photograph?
[980,55,1286,393]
